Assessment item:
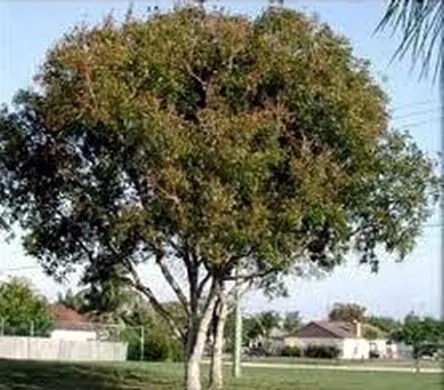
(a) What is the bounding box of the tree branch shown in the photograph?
[120,259,185,341]
[223,267,278,282]
[154,248,190,315]
[183,61,207,90]
[123,275,185,341]
[197,268,212,299]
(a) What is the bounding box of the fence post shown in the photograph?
[116,326,120,341]
[30,321,34,337]
[140,326,144,361]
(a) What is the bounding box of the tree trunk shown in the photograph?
[184,291,218,390]
[413,346,420,374]
[186,355,203,390]
[209,295,228,389]
[414,357,420,373]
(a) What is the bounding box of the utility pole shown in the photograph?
[232,264,242,378]
[440,65,444,325]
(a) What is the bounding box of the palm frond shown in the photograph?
[376,0,444,80]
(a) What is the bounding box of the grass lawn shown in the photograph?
[0,360,441,390]
[241,356,442,368]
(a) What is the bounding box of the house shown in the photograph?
[49,304,97,341]
[283,320,398,360]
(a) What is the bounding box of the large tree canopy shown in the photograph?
[0,6,438,390]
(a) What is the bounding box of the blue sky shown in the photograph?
[0,1,441,320]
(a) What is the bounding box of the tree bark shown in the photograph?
[186,355,203,390]
[208,294,228,390]
[185,288,218,390]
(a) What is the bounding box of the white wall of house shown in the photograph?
[283,336,298,348]
[342,338,370,359]
[284,337,401,360]
[369,339,399,359]
[50,329,97,341]
[285,337,343,349]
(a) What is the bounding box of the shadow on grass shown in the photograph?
[0,360,123,390]
[0,359,185,390]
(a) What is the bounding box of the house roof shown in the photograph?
[49,304,96,332]
[293,320,387,340]
[311,321,356,338]
[50,304,87,322]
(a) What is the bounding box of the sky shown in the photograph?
[0,0,441,321]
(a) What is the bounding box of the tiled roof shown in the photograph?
[295,320,387,339]
[49,304,96,331]
[313,321,356,338]
[49,304,87,322]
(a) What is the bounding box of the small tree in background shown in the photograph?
[283,311,302,333]
[390,312,444,371]
[328,303,367,323]
[366,315,400,333]
[0,277,52,336]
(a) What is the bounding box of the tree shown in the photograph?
[256,311,282,338]
[56,273,139,324]
[124,299,185,362]
[0,5,438,390]
[363,327,379,340]
[328,303,367,323]
[283,311,302,333]
[224,312,263,350]
[366,315,400,333]
[378,0,444,77]
[57,288,84,313]
[390,313,444,371]
[0,277,53,336]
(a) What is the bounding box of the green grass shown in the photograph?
[0,360,441,390]
[241,356,442,368]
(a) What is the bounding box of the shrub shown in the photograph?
[281,346,301,357]
[124,327,184,362]
[304,345,340,359]
[168,337,185,362]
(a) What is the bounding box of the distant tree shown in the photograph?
[328,303,367,323]
[0,277,52,336]
[257,311,282,338]
[245,317,265,343]
[124,299,185,362]
[56,276,138,324]
[56,289,82,312]
[80,269,137,324]
[390,312,444,370]
[366,315,400,333]
[283,311,302,333]
[224,312,258,350]
[363,327,379,340]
